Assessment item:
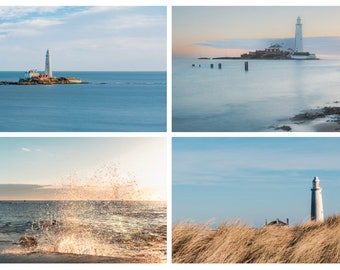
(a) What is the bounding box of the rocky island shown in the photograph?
[199,17,318,61]
[1,76,85,85]
[0,49,84,85]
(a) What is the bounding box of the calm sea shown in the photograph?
[172,58,340,131]
[0,200,166,262]
[0,71,166,132]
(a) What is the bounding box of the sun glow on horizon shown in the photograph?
[0,138,166,202]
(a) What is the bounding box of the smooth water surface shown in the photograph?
[0,71,166,132]
[173,58,340,131]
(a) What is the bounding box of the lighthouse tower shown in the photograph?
[45,49,52,77]
[294,16,303,53]
[311,176,324,222]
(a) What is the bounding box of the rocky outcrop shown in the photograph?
[19,236,38,248]
[1,77,85,85]
[291,107,340,122]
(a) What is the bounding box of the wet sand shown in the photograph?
[312,121,340,132]
[0,252,151,263]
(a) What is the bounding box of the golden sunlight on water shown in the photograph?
[0,164,167,263]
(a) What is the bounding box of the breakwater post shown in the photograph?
[210,64,214,69]
[218,63,222,69]
[245,61,249,71]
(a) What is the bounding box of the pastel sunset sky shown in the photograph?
[173,6,340,59]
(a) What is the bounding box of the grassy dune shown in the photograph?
[172,215,340,263]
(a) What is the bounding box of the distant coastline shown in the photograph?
[198,57,241,60]
[198,54,319,60]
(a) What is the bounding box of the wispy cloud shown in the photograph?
[0,19,64,38]
[21,147,46,154]
[0,183,149,201]
[195,36,340,57]
[196,38,293,50]
[0,6,166,71]
[0,184,55,200]
[0,7,62,21]
[173,138,340,186]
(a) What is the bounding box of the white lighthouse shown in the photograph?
[290,17,317,60]
[45,49,52,77]
[311,176,324,222]
[294,16,303,53]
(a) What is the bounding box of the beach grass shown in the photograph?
[172,214,340,263]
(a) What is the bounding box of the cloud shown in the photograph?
[196,38,293,50]
[21,147,31,152]
[173,139,340,186]
[0,183,151,201]
[0,6,166,71]
[0,19,64,39]
[112,14,166,31]
[0,184,55,200]
[195,36,340,57]
[0,6,62,21]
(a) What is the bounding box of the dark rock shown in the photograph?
[323,106,340,115]
[19,236,38,248]
[275,125,292,131]
[291,107,340,122]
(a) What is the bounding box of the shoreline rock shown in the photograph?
[19,236,38,248]
[291,107,340,123]
[274,125,292,131]
[272,105,340,132]
[1,77,87,85]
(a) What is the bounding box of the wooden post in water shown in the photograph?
[245,61,249,71]
[218,63,222,69]
[210,63,214,69]
[192,64,195,67]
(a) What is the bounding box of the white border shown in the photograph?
[1,0,340,6]
[1,1,340,269]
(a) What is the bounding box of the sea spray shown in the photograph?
[0,164,166,262]
[57,163,143,201]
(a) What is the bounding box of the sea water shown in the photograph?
[0,71,166,132]
[172,58,340,131]
[0,200,166,263]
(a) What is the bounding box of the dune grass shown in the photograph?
[172,215,340,263]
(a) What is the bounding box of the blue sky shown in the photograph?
[0,137,166,200]
[0,6,166,71]
[173,6,340,58]
[173,137,340,227]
